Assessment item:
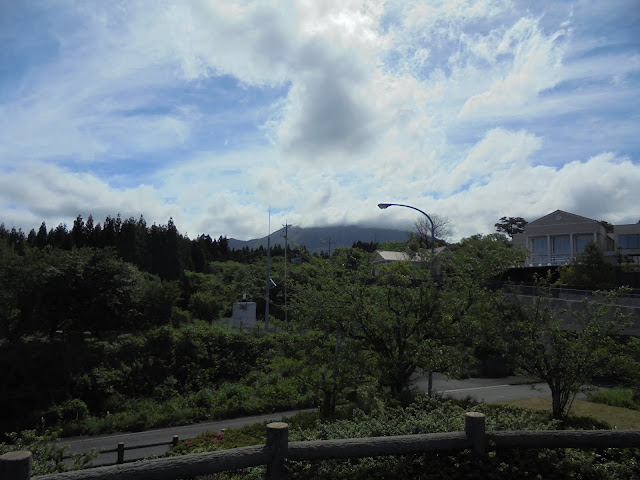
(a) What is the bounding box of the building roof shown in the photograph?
[526,210,599,227]
[370,247,448,264]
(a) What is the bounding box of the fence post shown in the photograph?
[172,435,179,447]
[117,442,125,464]
[465,412,486,454]
[0,451,32,480]
[266,422,289,480]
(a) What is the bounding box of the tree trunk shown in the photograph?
[551,389,563,419]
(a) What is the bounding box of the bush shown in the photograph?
[0,430,97,476]
[43,399,89,425]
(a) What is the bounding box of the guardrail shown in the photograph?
[2,413,640,480]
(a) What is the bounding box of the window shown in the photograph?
[619,234,640,249]
[531,237,547,254]
[552,235,570,254]
[575,234,593,253]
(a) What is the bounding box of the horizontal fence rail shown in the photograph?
[2,413,640,480]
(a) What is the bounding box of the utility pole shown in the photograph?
[322,236,333,257]
[265,208,271,331]
[283,223,289,327]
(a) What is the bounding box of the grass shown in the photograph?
[499,397,640,429]
[587,388,640,410]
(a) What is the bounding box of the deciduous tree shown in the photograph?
[292,238,518,396]
[509,277,631,418]
[413,214,454,246]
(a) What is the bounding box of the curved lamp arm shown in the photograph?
[378,203,435,251]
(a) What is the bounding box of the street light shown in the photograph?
[378,202,436,396]
[377,203,435,258]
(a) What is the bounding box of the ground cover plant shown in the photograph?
[168,395,640,480]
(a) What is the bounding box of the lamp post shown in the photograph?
[377,203,435,258]
[378,202,436,396]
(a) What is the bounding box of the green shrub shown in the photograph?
[0,430,97,475]
[43,399,89,425]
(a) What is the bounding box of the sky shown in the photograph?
[1,0,639,241]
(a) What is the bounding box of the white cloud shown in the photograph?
[445,128,543,192]
[459,17,569,118]
[1,0,638,244]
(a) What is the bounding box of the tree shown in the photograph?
[509,277,631,418]
[494,216,528,239]
[292,239,517,396]
[272,331,371,417]
[36,222,48,249]
[599,220,614,233]
[413,214,454,246]
[557,242,616,289]
[71,215,84,248]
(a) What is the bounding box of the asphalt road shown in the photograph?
[58,374,553,467]
[420,372,551,403]
[58,409,311,467]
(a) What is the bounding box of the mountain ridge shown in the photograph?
[227,225,410,253]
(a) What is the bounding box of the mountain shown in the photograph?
[227,225,410,253]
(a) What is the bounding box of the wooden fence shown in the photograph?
[2,413,640,480]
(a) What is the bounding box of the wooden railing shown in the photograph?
[2,413,640,480]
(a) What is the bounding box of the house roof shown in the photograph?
[526,210,599,227]
[370,247,448,264]
[371,251,415,263]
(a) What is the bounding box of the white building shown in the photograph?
[513,210,640,267]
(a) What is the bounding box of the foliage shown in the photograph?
[557,242,616,289]
[0,245,181,339]
[270,331,374,417]
[0,430,98,475]
[1,326,321,436]
[599,220,615,233]
[292,238,519,397]
[509,276,632,418]
[182,262,266,319]
[494,216,528,238]
[169,423,266,455]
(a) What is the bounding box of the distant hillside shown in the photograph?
[227,225,410,253]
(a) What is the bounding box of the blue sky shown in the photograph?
[1,0,639,240]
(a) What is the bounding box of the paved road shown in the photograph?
[420,372,552,403]
[59,409,313,467]
[59,374,553,466]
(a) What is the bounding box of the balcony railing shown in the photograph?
[527,254,573,266]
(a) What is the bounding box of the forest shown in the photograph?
[1,215,640,478]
